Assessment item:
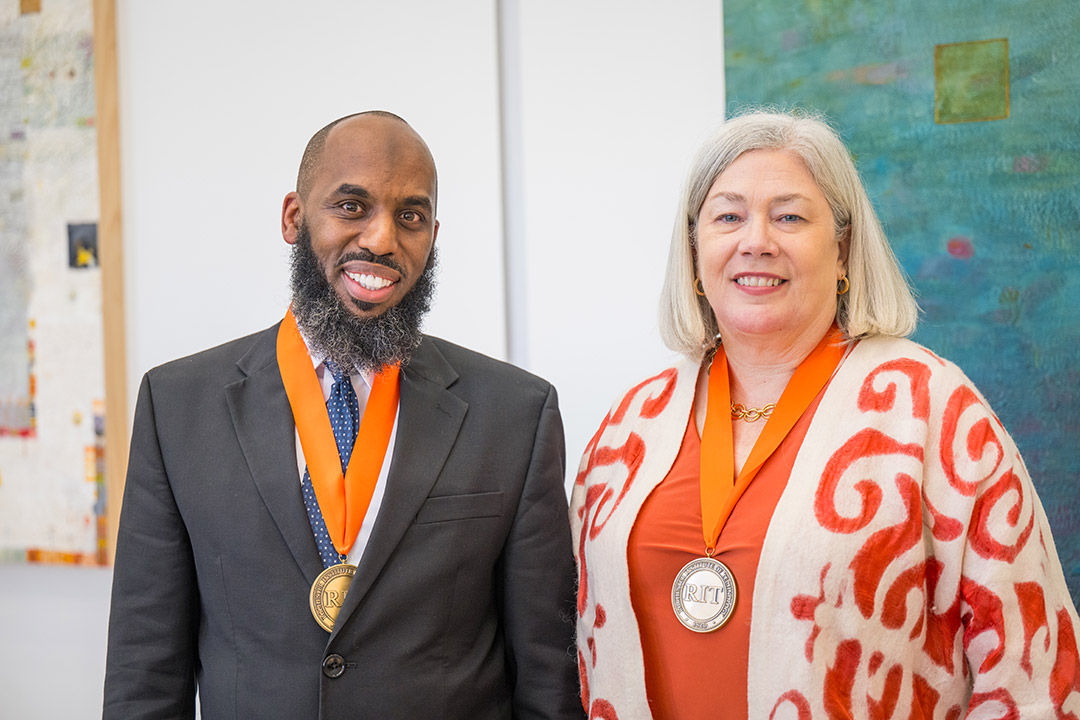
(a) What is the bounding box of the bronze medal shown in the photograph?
[671,556,737,632]
[309,563,356,632]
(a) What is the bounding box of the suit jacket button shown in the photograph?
[322,654,346,679]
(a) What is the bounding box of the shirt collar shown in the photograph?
[295,324,375,389]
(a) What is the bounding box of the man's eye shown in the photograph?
[341,201,361,213]
[401,210,422,222]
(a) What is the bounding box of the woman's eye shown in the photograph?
[778,214,802,223]
[718,213,740,223]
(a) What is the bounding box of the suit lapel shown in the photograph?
[225,323,323,585]
[330,338,467,637]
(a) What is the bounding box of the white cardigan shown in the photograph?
[571,336,1080,718]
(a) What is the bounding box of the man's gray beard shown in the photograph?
[289,223,437,374]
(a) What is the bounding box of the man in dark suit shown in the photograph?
[103,111,582,719]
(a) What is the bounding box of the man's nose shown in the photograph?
[357,212,398,256]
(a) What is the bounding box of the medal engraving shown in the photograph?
[671,557,737,632]
[309,563,356,632]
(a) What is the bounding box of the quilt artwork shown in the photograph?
[0,0,107,565]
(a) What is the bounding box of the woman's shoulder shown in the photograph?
[846,335,998,417]
[602,355,699,423]
[850,335,974,384]
[575,356,698,470]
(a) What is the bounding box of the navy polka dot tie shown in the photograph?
[301,360,361,568]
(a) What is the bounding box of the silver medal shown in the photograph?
[671,556,737,632]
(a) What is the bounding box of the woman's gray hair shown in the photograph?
[659,109,918,359]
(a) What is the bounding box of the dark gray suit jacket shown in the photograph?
[103,324,582,719]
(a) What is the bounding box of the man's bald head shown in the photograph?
[295,111,438,209]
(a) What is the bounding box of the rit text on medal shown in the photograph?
[683,584,724,605]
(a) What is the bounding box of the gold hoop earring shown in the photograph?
[837,275,850,295]
[695,277,706,297]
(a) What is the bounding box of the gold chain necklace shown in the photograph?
[730,402,775,422]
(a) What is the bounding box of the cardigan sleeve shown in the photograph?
[943,385,1080,714]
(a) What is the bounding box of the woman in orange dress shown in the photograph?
[571,110,1080,719]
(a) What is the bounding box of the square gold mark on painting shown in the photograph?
[935,38,1009,124]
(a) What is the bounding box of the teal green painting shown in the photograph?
[725,0,1080,598]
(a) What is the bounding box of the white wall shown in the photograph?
[508,0,725,469]
[0,2,725,717]
[0,565,112,717]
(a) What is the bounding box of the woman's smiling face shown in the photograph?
[695,148,848,348]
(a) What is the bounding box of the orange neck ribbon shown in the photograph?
[699,327,846,554]
[277,309,400,559]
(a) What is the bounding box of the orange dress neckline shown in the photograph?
[626,388,827,719]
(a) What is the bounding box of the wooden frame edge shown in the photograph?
[93,0,127,565]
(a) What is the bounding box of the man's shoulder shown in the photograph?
[418,335,553,396]
[146,323,280,386]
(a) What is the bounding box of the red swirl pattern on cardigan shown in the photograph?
[574,368,677,719]
[785,352,1079,718]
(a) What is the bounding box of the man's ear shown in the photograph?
[282,192,302,245]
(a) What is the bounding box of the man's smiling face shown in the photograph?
[282,113,439,319]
